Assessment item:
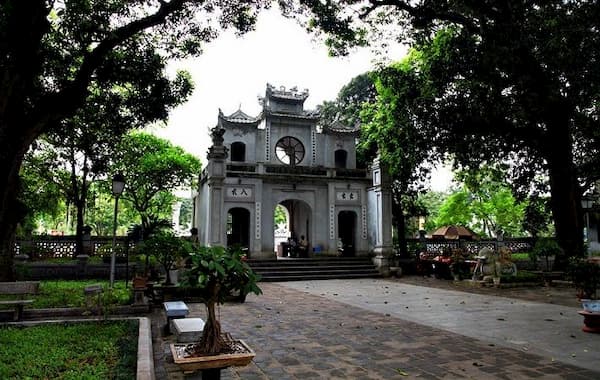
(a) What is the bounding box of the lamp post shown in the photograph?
[109,173,125,288]
[581,196,594,258]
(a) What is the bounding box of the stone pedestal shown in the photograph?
[172,317,206,343]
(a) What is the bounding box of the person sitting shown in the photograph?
[298,235,309,257]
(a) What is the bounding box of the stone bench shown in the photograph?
[163,301,189,334]
[531,271,565,286]
[0,281,40,321]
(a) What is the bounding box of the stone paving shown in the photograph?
[152,278,600,379]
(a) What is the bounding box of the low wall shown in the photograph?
[14,257,139,281]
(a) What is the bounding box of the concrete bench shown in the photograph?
[0,281,40,321]
[163,301,189,334]
[531,271,565,286]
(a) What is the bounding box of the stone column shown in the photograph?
[370,156,394,276]
[206,127,228,247]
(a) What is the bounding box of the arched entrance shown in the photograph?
[275,199,311,257]
[338,210,357,256]
[227,207,250,251]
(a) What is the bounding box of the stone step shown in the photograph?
[248,257,382,282]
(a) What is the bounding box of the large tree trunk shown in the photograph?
[0,141,29,281]
[545,111,584,266]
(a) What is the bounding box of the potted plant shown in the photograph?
[567,257,600,333]
[171,245,262,373]
[567,257,600,302]
[135,232,191,285]
[529,238,562,272]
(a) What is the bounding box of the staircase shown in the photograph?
[247,256,382,282]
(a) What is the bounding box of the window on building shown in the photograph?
[335,149,347,168]
[275,136,305,166]
[231,142,246,162]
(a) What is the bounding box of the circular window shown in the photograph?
[275,136,305,165]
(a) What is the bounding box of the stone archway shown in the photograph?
[275,199,312,257]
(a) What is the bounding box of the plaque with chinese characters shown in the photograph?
[336,190,359,202]
[226,187,253,200]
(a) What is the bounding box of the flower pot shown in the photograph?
[493,277,501,286]
[170,339,255,372]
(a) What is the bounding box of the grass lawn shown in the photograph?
[0,280,132,309]
[0,320,138,379]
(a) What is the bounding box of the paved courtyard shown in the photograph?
[153,278,600,379]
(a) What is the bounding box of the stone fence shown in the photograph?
[14,236,133,259]
[405,237,535,256]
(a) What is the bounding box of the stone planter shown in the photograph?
[170,339,255,373]
[581,299,600,313]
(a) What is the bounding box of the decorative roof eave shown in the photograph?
[323,120,361,134]
[265,109,320,121]
[218,108,262,127]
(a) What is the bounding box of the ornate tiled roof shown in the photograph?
[324,120,360,134]
[218,108,262,126]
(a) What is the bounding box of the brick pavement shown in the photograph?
[152,281,599,379]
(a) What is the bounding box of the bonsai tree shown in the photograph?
[181,246,262,355]
[136,232,191,285]
[529,238,563,271]
[567,257,600,300]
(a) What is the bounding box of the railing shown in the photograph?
[14,236,133,259]
[224,162,370,179]
[405,237,535,255]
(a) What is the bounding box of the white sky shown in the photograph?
[152,8,452,192]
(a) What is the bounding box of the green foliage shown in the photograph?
[0,0,268,280]
[302,0,599,256]
[114,132,201,233]
[135,232,192,284]
[0,280,131,310]
[433,165,527,238]
[511,253,530,262]
[529,238,563,263]
[181,246,262,305]
[274,205,287,229]
[0,320,137,379]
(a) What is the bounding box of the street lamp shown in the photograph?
[109,173,125,288]
[581,196,594,258]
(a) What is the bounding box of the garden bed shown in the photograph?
[0,319,139,379]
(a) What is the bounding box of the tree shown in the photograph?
[182,246,262,355]
[359,61,438,255]
[302,1,600,262]
[0,0,267,280]
[113,132,201,236]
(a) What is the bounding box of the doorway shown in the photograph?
[227,207,250,251]
[338,210,356,256]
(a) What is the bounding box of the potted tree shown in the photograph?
[136,232,191,285]
[529,238,562,272]
[171,245,262,373]
[567,257,600,303]
[568,257,600,333]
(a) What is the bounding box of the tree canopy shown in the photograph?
[302,1,600,261]
[114,132,201,234]
[0,0,269,280]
